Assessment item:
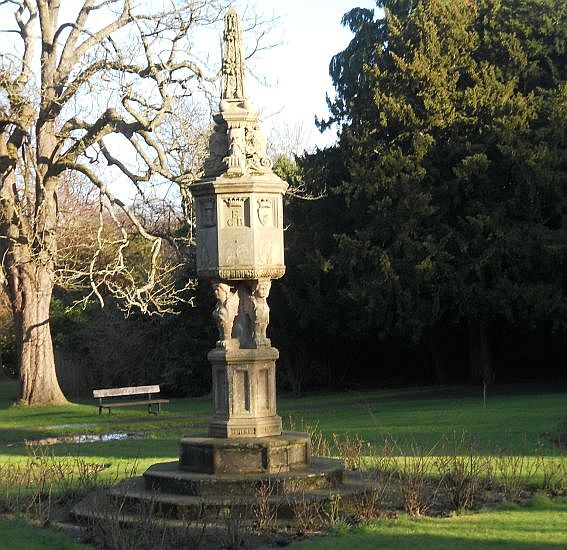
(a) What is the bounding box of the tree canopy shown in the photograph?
[275,0,567,388]
[0,0,228,404]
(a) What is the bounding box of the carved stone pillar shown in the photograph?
[208,346,281,438]
[189,7,288,442]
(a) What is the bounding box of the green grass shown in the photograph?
[0,380,564,475]
[287,497,567,549]
[0,379,211,472]
[0,520,92,549]
[1,381,564,456]
[0,379,565,549]
[279,386,566,455]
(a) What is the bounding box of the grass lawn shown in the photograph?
[0,519,91,549]
[288,497,567,549]
[0,379,565,549]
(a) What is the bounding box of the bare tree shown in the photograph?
[0,0,229,404]
[267,120,314,160]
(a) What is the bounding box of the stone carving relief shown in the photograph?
[204,120,273,177]
[203,119,229,177]
[257,198,274,226]
[223,197,249,228]
[258,240,276,266]
[222,8,245,100]
[212,282,240,349]
[250,280,271,347]
[224,237,252,266]
[201,8,273,179]
[200,197,216,227]
[224,126,247,174]
[232,280,271,348]
[245,124,272,174]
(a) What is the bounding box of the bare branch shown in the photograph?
[58,0,131,80]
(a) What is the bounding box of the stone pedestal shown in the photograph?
[69,10,378,527]
[208,346,282,438]
[179,432,311,475]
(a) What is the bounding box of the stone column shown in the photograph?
[190,8,288,442]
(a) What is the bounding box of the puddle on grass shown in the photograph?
[6,432,142,447]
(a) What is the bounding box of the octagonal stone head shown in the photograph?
[192,173,287,281]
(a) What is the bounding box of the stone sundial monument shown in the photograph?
[182,6,311,472]
[74,9,368,525]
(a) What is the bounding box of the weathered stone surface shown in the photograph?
[207,346,281,438]
[178,432,311,475]
[202,10,273,180]
[192,175,287,281]
[146,456,340,496]
[72,465,378,525]
[190,8,288,444]
[191,9,286,282]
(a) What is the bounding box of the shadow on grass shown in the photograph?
[323,533,567,550]
[0,520,91,550]
[292,502,567,549]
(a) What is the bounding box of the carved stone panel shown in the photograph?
[257,368,270,411]
[197,196,216,227]
[256,197,277,227]
[222,196,250,228]
[196,229,218,273]
[207,347,281,438]
[218,228,254,269]
[191,176,287,280]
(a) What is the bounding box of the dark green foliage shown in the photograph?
[0,333,16,377]
[50,284,214,398]
[277,0,567,388]
[157,282,215,397]
[271,153,359,393]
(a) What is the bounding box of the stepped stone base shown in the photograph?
[71,433,376,526]
[144,456,341,497]
[179,432,311,474]
[72,459,379,524]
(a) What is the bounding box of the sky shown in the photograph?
[230,0,380,151]
[0,0,379,153]
[0,1,380,202]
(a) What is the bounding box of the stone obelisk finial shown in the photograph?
[203,8,273,178]
[222,7,246,100]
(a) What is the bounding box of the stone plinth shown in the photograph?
[144,455,339,496]
[179,432,311,475]
[72,459,382,525]
[208,346,281,438]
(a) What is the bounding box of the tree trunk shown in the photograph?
[468,319,493,385]
[13,261,66,405]
[0,163,67,405]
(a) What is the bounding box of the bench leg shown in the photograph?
[99,406,102,415]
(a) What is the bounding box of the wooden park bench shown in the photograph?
[93,385,169,415]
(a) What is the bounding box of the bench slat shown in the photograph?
[100,399,169,408]
[93,385,161,398]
